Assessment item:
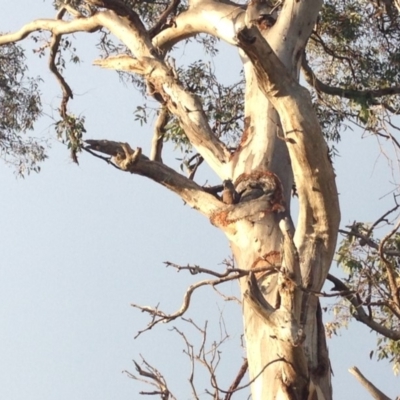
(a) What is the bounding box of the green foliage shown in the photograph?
[307,0,400,139]
[329,220,400,373]
[55,114,86,163]
[0,42,46,176]
[311,92,345,143]
[375,332,400,375]
[133,104,148,126]
[176,60,244,147]
[134,59,244,169]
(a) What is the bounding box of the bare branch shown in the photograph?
[153,1,245,51]
[187,155,203,181]
[0,13,103,46]
[214,356,288,396]
[84,139,222,217]
[165,262,245,278]
[349,366,392,400]
[170,325,200,400]
[224,358,248,400]
[124,357,176,400]
[82,146,123,170]
[270,0,321,69]
[131,266,277,337]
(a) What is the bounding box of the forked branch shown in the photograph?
[327,274,400,340]
[125,357,176,400]
[244,272,305,346]
[131,265,278,337]
[92,54,231,175]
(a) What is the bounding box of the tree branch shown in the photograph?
[91,33,231,175]
[149,0,181,38]
[379,219,400,312]
[244,272,305,346]
[302,56,400,101]
[153,0,245,51]
[0,13,103,45]
[84,139,222,217]
[150,107,169,162]
[269,0,322,70]
[48,7,73,119]
[131,266,277,337]
[349,366,392,400]
[224,359,248,400]
[327,274,400,340]
[125,357,176,400]
[338,229,400,257]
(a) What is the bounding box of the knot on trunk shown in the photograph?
[114,143,142,171]
[235,170,285,211]
[210,171,285,228]
[245,272,305,347]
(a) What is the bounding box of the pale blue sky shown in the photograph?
[1,1,399,399]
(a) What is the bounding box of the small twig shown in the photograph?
[165,262,250,278]
[212,285,241,304]
[366,201,400,236]
[82,146,123,170]
[124,356,176,400]
[213,357,286,395]
[170,325,199,400]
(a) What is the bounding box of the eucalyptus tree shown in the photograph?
[0,42,45,175]
[1,0,400,399]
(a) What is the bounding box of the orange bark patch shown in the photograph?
[250,251,281,279]
[234,170,286,212]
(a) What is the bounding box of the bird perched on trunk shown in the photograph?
[222,179,239,205]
